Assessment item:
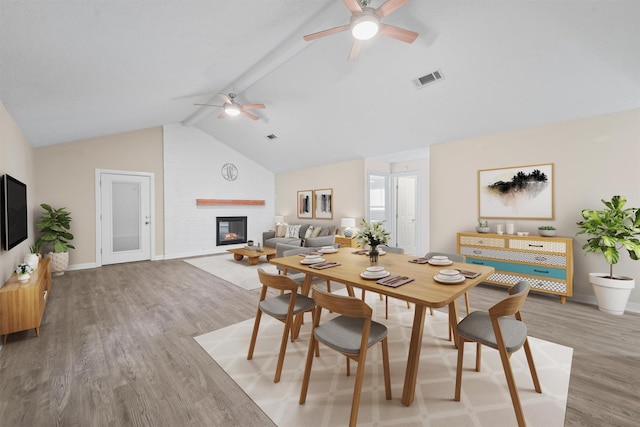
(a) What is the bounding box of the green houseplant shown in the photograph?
[538,225,557,237]
[576,195,640,314]
[36,203,75,276]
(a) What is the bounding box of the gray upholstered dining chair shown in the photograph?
[454,281,541,427]
[361,244,406,318]
[247,268,316,383]
[299,285,391,427]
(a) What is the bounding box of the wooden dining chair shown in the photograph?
[361,244,406,319]
[247,268,316,383]
[299,286,392,427]
[454,281,541,427]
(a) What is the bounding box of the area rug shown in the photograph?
[184,254,279,290]
[195,292,573,426]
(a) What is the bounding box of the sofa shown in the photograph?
[262,223,337,248]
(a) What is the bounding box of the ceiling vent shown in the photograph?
[266,134,278,140]
[413,69,444,89]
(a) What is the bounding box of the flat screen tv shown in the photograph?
[1,174,28,250]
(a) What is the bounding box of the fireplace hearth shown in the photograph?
[216,216,247,246]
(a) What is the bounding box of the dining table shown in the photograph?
[269,247,495,407]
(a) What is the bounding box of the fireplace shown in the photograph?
[216,216,248,246]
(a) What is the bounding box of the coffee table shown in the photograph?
[227,246,276,265]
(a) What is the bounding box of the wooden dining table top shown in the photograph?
[269,247,494,308]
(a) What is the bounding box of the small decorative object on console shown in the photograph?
[476,219,490,233]
[354,219,390,264]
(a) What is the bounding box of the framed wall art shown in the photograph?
[478,163,554,219]
[314,188,333,219]
[297,190,313,219]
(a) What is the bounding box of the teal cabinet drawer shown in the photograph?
[467,257,566,280]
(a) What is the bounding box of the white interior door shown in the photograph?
[395,174,418,256]
[99,172,151,265]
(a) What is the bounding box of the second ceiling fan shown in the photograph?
[303,0,418,61]
[195,93,265,120]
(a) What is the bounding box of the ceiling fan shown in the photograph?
[303,0,418,61]
[194,93,265,120]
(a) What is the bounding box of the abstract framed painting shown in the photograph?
[297,190,313,219]
[314,188,333,220]
[478,163,554,219]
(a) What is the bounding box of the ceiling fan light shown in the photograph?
[225,105,241,116]
[351,15,379,40]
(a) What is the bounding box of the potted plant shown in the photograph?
[15,262,34,282]
[24,244,41,271]
[538,225,557,237]
[354,219,390,263]
[35,203,75,276]
[576,195,640,315]
[476,219,490,233]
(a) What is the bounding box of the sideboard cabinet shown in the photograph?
[0,257,52,344]
[457,232,573,303]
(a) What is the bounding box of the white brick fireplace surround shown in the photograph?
[162,124,275,259]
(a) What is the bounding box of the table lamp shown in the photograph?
[341,218,356,237]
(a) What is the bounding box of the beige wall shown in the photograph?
[275,159,366,230]
[430,108,640,307]
[0,102,37,282]
[34,127,164,267]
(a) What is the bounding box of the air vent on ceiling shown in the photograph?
[412,69,444,89]
[266,134,278,140]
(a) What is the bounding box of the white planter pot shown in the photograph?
[49,251,69,276]
[589,273,635,315]
[24,253,39,271]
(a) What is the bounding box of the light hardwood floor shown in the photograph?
[0,259,638,426]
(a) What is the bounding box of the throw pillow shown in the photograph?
[310,226,322,238]
[318,227,329,237]
[304,226,315,238]
[275,224,287,238]
[286,225,301,238]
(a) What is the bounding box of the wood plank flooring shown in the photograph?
[1,259,638,426]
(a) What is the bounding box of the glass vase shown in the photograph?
[369,246,379,264]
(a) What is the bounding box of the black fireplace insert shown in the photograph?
[216,216,248,246]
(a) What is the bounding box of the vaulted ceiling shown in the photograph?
[1,1,639,173]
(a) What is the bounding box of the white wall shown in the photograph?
[430,109,640,310]
[163,124,275,258]
[0,102,36,283]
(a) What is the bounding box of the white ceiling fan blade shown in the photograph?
[376,0,409,18]
[194,103,223,108]
[347,39,362,62]
[380,24,418,43]
[343,0,363,14]
[218,111,227,119]
[241,110,260,121]
[241,103,265,110]
[216,93,232,104]
[304,25,350,41]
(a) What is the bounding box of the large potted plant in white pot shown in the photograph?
[576,195,640,315]
[35,203,75,276]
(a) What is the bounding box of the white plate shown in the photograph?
[318,248,338,254]
[434,274,465,284]
[431,255,449,261]
[300,258,325,264]
[428,259,453,266]
[366,266,385,273]
[360,271,391,280]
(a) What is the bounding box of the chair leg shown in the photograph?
[475,342,482,371]
[274,316,293,383]
[345,285,355,297]
[299,331,317,405]
[497,346,527,427]
[247,310,262,360]
[361,289,366,301]
[349,351,368,427]
[523,338,542,393]
[381,337,392,400]
[464,292,471,315]
[454,336,465,401]
[326,280,332,293]
[385,296,389,319]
